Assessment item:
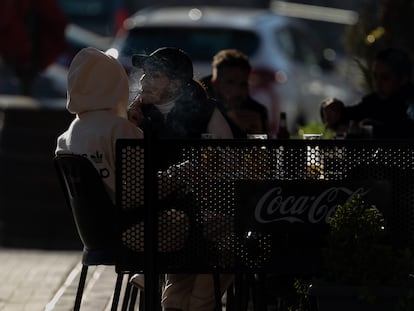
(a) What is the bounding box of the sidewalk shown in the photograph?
[0,248,235,311]
[0,248,120,311]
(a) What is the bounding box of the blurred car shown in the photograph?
[57,0,129,36]
[107,6,360,135]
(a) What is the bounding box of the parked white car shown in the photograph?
[107,6,361,135]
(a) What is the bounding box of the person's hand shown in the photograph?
[321,99,344,130]
[127,97,144,126]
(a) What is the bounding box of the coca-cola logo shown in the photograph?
[255,186,370,224]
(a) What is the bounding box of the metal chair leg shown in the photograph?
[213,273,222,311]
[121,273,134,311]
[225,283,235,310]
[252,273,266,311]
[111,273,124,311]
[128,287,139,311]
[74,265,88,311]
[139,289,145,311]
[234,273,250,311]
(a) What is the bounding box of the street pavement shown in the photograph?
[0,248,122,311]
[0,248,236,311]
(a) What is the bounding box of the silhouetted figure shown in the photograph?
[321,48,414,139]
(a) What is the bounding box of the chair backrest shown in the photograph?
[54,154,118,251]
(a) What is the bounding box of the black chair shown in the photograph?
[54,154,140,311]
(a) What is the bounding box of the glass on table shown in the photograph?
[201,133,220,139]
[247,134,268,139]
[302,133,323,140]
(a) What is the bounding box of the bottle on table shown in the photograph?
[277,112,290,139]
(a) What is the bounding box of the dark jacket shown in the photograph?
[215,97,268,138]
[344,84,414,139]
[140,98,216,139]
[201,74,268,138]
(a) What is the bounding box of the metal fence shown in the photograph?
[116,138,414,272]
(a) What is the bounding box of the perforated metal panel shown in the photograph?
[116,139,414,274]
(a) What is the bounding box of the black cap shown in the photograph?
[132,47,193,81]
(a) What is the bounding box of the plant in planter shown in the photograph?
[309,195,414,311]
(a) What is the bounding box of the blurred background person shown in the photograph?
[321,47,414,139]
[320,97,348,137]
[202,49,268,138]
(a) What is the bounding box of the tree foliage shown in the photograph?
[344,0,414,91]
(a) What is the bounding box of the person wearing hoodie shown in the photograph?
[55,47,143,203]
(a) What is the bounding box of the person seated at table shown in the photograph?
[55,46,190,271]
[55,47,144,203]
[320,97,348,137]
[128,46,234,311]
[201,49,268,138]
[321,47,414,139]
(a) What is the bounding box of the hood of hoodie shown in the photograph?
[67,47,129,118]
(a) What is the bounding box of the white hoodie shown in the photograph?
[55,47,143,201]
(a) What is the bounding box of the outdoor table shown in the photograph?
[116,137,414,311]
